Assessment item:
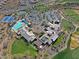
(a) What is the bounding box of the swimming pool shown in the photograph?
[12,21,23,31]
[22,19,29,25]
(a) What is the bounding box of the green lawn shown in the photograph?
[61,19,75,32]
[11,39,37,56]
[63,9,79,25]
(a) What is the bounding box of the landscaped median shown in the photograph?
[11,38,38,58]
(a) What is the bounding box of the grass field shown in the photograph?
[63,9,79,25]
[11,39,37,56]
[61,19,75,32]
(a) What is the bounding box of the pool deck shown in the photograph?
[12,19,30,32]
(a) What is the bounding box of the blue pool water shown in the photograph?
[12,21,23,31]
[22,19,29,25]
